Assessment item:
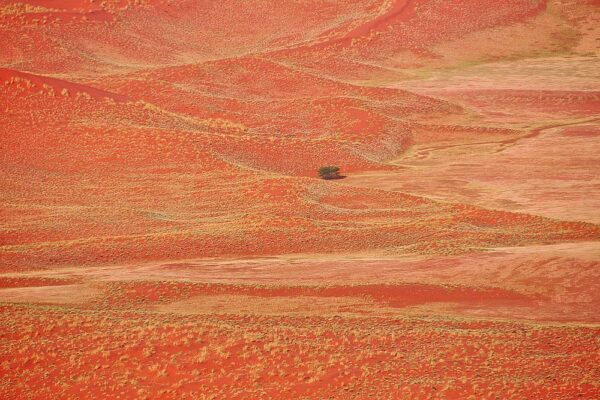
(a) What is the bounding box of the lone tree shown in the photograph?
[318,165,341,180]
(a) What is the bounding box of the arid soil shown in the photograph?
[1,0,599,399]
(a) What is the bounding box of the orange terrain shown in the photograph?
[1,0,600,399]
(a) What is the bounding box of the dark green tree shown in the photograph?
[318,166,341,180]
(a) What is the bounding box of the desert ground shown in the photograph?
[1,0,599,398]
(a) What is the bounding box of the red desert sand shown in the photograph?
[1,0,600,399]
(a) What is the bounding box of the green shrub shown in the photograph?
[318,166,341,180]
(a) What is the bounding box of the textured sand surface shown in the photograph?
[1,0,599,398]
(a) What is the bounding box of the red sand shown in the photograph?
[1,0,599,398]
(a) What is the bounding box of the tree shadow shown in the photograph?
[322,174,346,180]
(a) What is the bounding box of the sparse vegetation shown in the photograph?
[2,0,599,399]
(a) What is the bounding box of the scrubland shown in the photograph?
[1,0,599,398]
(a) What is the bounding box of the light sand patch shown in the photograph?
[397,56,600,93]
[156,294,379,316]
[0,3,58,16]
[347,122,600,223]
[0,284,97,305]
